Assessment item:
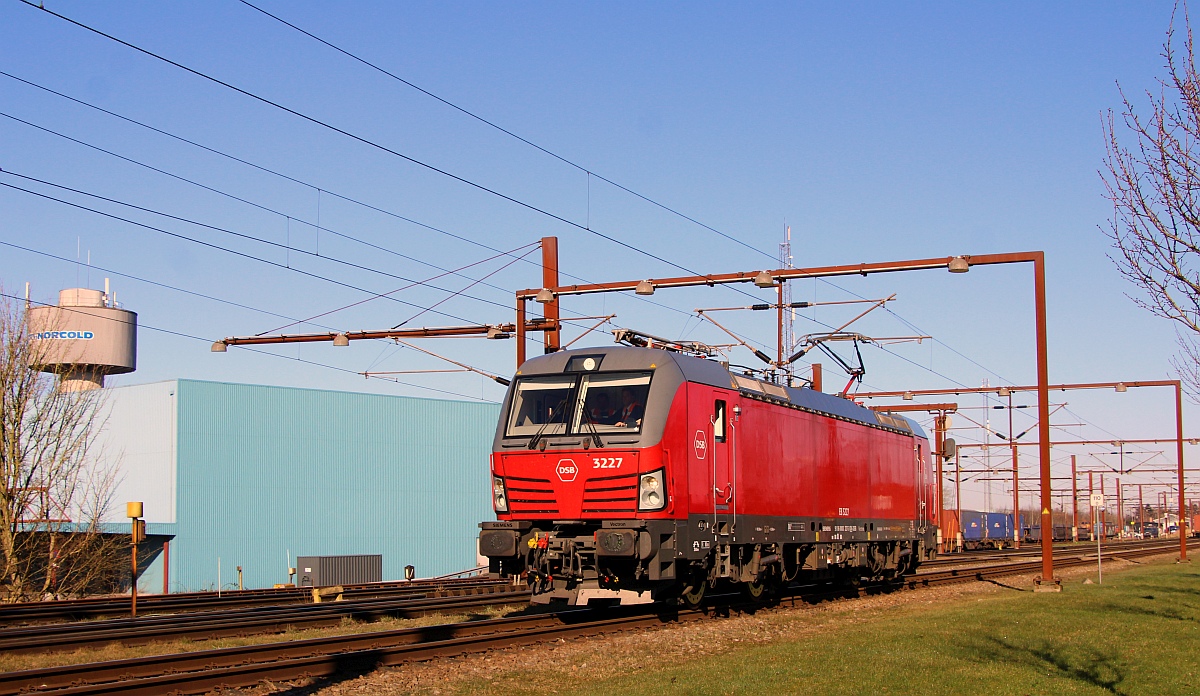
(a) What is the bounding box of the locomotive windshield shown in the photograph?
[505,372,652,438]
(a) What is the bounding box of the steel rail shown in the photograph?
[918,536,1183,568]
[0,577,509,626]
[1,540,1189,696]
[0,587,530,655]
[903,540,1194,589]
[0,605,690,696]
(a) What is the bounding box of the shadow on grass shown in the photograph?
[1101,602,1199,624]
[1130,582,1200,598]
[967,636,1127,694]
[981,578,1028,592]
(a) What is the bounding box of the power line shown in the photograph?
[0,69,536,269]
[230,0,1031,385]
[2,240,522,391]
[235,0,770,260]
[265,244,535,336]
[0,69,704,320]
[0,176,502,328]
[9,4,1086,407]
[0,290,495,402]
[0,167,537,321]
[0,109,525,301]
[0,167,618,345]
[18,0,714,281]
[0,172,617,348]
[2,239,303,323]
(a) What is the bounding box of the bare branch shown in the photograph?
[0,291,121,601]
[1102,4,1200,399]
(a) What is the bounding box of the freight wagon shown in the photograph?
[959,510,1013,550]
[1023,525,1069,543]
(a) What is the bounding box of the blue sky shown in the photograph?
[1,2,1194,510]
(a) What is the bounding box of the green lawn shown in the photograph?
[453,560,1200,695]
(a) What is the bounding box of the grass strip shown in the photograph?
[454,559,1199,696]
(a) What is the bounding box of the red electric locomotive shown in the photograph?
[479,343,938,605]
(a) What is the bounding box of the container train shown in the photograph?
[478,344,939,605]
[1023,524,1070,543]
[958,510,1014,550]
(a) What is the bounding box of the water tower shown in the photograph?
[27,281,137,391]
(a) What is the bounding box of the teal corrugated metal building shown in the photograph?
[100,380,498,592]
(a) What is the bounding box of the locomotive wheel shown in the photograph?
[743,578,767,600]
[681,580,706,608]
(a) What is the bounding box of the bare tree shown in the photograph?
[1102,8,1200,398]
[0,292,123,601]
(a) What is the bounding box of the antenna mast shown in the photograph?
[779,225,794,381]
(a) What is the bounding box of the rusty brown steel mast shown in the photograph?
[522,251,1061,589]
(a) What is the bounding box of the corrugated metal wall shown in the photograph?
[170,380,498,591]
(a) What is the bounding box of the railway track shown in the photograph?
[1,539,1189,696]
[0,576,508,626]
[5,546,1071,658]
[0,584,529,655]
[920,536,1185,568]
[904,539,1194,588]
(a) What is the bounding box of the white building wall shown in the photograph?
[95,381,178,524]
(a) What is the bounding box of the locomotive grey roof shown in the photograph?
[514,346,926,440]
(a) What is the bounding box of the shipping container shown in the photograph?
[958,510,1012,549]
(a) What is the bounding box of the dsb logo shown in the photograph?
[556,458,579,482]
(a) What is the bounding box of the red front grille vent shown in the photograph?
[506,476,559,515]
[581,472,639,514]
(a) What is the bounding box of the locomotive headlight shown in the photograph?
[492,476,508,513]
[638,469,666,511]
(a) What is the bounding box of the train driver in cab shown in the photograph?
[587,393,618,425]
[615,387,644,428]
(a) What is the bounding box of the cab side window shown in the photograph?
[714,400,726,442]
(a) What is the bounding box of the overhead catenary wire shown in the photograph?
[16,0,744,289]
[0,166,539,321]
[2,239,307,326]
[225,3,1044,394]
[0,109,530,302]
[0,169,608,339]
[0,69,539,269]
[0,177,508,329]
[0,290,495,402]
[3,7,1071,403]
[4,241,516,394]
[0,69,706,321]
[10,167,1114,455]
[9,5,1176,465]
[11,9,1171,506]
[257,242,538,336]
[234,0,770,260]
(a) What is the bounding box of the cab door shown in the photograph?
[687,387,734,537]
[916,442,928,532]
[711,397,733,535]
